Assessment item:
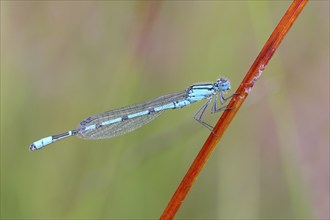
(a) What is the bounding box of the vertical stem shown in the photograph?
[160,0,308,219]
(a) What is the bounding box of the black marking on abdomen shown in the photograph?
[148,108,156,114]
[53,132,70,139]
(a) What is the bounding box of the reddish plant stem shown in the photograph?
[160,0,308,219]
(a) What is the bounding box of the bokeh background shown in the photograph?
[1,1,329,219]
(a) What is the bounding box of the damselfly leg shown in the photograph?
[195,92,235,132]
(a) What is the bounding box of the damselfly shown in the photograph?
[30,77,232,151]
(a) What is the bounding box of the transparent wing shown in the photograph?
[77,111,162,139]
[76,90,188,140]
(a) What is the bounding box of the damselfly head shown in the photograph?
[215,77,231,91]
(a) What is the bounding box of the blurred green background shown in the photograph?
[1,1,329,219]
